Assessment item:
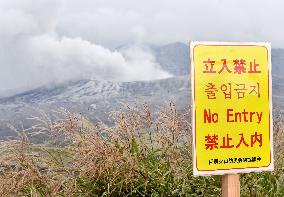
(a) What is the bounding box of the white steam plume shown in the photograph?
[0,0,171,95]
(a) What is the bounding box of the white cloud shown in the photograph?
[57,0,284,47]
[0,0,284,94]
[0,0,171,95]
[28,35,170,82]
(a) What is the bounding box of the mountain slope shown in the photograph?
[0,77,190,138]
[153,42,189,76]
[1,43,284,138]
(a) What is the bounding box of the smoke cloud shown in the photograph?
[0,0,171,95]
[2,0,284,95]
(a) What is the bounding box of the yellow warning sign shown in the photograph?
[190,42,273,176]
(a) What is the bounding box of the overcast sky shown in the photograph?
[58,0,284,48]
[0,0,283,95]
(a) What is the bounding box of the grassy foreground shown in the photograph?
[0,102,283,196]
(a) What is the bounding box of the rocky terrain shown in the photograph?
[0,42,283,138]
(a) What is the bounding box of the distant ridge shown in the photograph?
[0,43,284,138]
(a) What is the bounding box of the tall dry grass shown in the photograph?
[0,102,282,196]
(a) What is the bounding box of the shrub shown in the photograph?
[0,102,282,196]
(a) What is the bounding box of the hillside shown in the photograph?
[0,43,284,137]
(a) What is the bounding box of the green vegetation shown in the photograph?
[0,102,283,196]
